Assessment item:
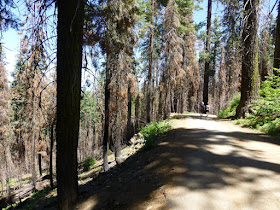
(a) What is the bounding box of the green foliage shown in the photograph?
[218,94,240,118]
[140,120,171,149]
[2,203,17,210]
[170,115,181,119]
[4,187,56,210]
[243,69,280,135]
[221,69,280,135]
[82,157,96,172]
[199,51,210,63]
[80,91,98,128]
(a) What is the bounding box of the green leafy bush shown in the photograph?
[218,94,240,119]
[140,120,171,149]
[82,157,96,171]
[245,69,280,135]
[224,69,280,135]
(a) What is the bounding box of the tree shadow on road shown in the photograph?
[76,115,280,209]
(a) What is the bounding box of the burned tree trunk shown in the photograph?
[56,0,84,208]
[236,0,259,118]
[49,123,54,188]
[202,0,212,105]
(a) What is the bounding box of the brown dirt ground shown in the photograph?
[14,113,280,210]
[75,114,280,210]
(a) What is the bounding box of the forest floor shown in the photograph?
[15,113,280,209]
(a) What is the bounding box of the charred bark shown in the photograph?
[202,0,212,105]
[49,123,54,188]
[56,0,84,208]
[236,0,259,118]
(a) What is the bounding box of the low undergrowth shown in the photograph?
[219,69,280,136]
[82,157,97,172]
[140,120,171,149]
[218,93,240,119]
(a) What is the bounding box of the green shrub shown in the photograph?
[218,107,231,119]
[218,94,240,119]
[82,157,96,171]
[140,120,171,149]
[229,69,280,135]
[246,68,280,135]
[260,118,280,135]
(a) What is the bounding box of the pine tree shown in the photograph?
[0,45,14,195]
[0,0,18,31]
[217,45,227,112]
[161,0,184,118]
[10,57,28,170]
[236,0,260,118]
[103,0,137,171]
[177,0,199,112]
[273,1,280,73]
[209,16,222,114]
[202,0,212,106]
[11,0,50,190]
[0,46,9,143]
[221,0,242,102]
[146,0,155,123]
[259,23,273,82]
[56,0,84,208]
[137,0,161,123]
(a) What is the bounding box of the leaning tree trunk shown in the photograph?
[56,0,84,208]
[236,0,259,118]
[273,1,280,75]
[202,0,212,105]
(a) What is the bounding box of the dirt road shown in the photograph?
[77,114,280,210]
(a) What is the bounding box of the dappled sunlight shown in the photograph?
[76,114,280,209]
[76,195,98,210]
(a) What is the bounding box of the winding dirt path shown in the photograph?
[77,114,280,210]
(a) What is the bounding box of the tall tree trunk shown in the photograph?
[126,82,132,143]
[135,94,140,131]
[92,124,96,154]
[203,0,212,105]
[49,123,54,188]
[273,1,280,74]
[158,90,163,121]
[103,56,111,172]
[158,74,166,121]
[236,0,259,118]
[260,28,270,81]
[0,180,3,196]
[170,89,175,113]
[31,93,37,191]
[164,78,171,119]
[56,0,84,208]
[4,150,10,195]
[218,46,226,112]
[179,90,184,113]
[146,0,154,124]
[38,154,42,176]
[114,85,122,164]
